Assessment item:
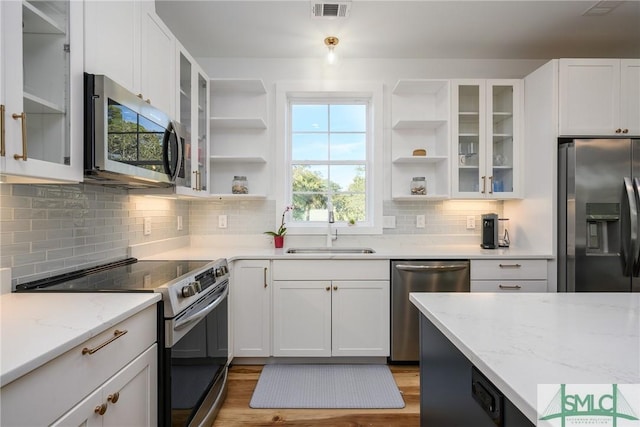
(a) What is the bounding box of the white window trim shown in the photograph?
[275,81,383,235]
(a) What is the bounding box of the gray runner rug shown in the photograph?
[249,364,405,409]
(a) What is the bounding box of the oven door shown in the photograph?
[163,283,229,427]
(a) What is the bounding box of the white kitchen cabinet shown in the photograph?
[232,260,272,357]
[452,80,522,199]
[0,305,157,426]
[174,43,209,197]
[84,0,175,117]
[559,59,640,136]
[272,260,390,357]
[1,0,83,183]
[470,259,547,292]
[209,79,268,199]
[390,80,450,200]
[51,345,157,427]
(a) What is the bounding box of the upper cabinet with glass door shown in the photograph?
[174,45,209,197]
[1,0,83,183]
[451,79,522,199]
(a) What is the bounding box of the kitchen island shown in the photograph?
[409,293,640,426]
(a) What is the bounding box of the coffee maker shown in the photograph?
[481,213,499,249]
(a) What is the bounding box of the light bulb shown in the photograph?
[327,46,337,64]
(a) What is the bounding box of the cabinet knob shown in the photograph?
[325,286,330,291]
[623,129,629,134]
[137,93,144,99]
[616,128,622,133]
[333,285,338,291]
[145,99,151,104]
[94,403,107,416]
[107,392,120,404]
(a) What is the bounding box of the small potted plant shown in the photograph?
[264,205,293,248]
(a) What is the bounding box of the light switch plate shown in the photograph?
[218,215,228,229]
[466,216,476,230]
[416,215,425,228]
[143,217,152,236]
[383,216,396,228]
[177,215,183,231]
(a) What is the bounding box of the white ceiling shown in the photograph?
[156,0,640,60]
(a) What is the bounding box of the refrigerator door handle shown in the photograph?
[622,177,638,277]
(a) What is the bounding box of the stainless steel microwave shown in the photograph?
[83,73,185,188]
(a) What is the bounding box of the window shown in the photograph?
[275,82,383,234]
[289,102,368,225]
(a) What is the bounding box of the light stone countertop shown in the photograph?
[0,292,161,386]
[409,293,640,423]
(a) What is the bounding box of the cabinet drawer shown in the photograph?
[272,260,389,281]
[471,259,547,280]
[0,305,157,426]
[471,280,548,293]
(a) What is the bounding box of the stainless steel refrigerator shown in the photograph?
[558,138,640,292]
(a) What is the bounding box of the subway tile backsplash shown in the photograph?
[0,184,501,285]
[0,184,189,286]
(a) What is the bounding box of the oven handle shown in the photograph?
[174,286,228,331]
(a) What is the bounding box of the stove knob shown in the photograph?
[192,281,202,293]
[221,265,228,275]
[215,268,223,277]
[181,284,196,298]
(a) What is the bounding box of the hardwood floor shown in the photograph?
[212,365,420,426]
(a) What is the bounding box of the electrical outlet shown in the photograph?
[416,215,425,228]
[218,215,228,229]
[383,216,396,228]
[177,215,183,231]
[143,217,152,236]
[466,216,476,230]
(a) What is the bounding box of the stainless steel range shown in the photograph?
[16,257,230,427]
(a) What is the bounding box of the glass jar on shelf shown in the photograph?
[411,177,426,195]
[232,176,248,194]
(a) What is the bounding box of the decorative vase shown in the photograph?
[274,236,284,248]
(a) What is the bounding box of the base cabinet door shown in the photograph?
[273,280,332,357]
[232,260,271,357]
[332,281,390,357]
[273,280,390,357]
[52,344,158,427]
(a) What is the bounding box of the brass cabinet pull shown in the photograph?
[615,128,622,134]
[623,129,629,134]
[333,285,338,291]
[263,267,268,288]
[1,105,5,156]
[192,171,198,190]
[12,112,27,161]
[481,176,486,194]
[498,263,522,268]
[499,284,522,290]
[94,403,107,415]
[82,329,128,355]
[107,392,120,404]
[325,286,330,291]
[488,176,494,194]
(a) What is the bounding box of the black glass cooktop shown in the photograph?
[15,258,211,292]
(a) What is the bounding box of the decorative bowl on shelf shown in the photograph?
[412,149,427,156]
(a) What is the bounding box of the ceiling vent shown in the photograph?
[311,1,351,19]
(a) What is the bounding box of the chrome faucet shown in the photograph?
[326,204,338,247]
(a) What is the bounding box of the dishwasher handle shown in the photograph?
[395,264,468,272]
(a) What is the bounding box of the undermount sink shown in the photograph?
[286,247,376,254]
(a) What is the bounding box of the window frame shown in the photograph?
[275,81,383,235]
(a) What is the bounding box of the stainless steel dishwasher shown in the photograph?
[390,260,470,363]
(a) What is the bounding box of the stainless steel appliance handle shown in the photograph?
[395,264,469,272]
[632,178,640,276]
[622,177,637,277]
[174,285,228,331]
[163,121,183,182]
